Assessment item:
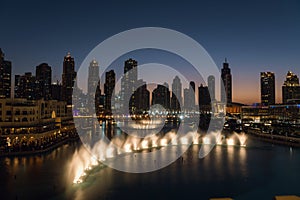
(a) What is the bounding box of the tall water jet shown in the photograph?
[226,138,235,146]
[234,132,247,147]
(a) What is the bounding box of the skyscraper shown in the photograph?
[104,70,116,112]
[152,84,170,110]
[51,80,62,101]
[208,75,215,101]
[87,59,100,114]
[198,84,211,106]
[36,63,52,100]
[221,59,232,104]
[282,71,300,104]
[14,72,37,100]
[171,76,182,111]
[133,79,150,113]
[0,49,12,98]
[62,53,76,105]
[184,88,190,110]
[88,59,100,96]
[260,72,275,106]
[120,58,138,113]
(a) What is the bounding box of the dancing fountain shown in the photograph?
[69,130,248,185]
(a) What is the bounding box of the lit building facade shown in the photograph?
[14,72,37,100]
[282,71,300,104]
[120,59,137,113]
[62,53,76,106]
[0,49,12,98]
[260,71,275,106]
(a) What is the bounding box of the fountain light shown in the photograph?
[227,138,235,146]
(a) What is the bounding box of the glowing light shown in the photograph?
[202,136,211,145]
[106,146,114,158]
[141,140,149,149]
[124,144,132,153]
[180,137,188,145]
[227,138,234,146]
[160,138,168,146]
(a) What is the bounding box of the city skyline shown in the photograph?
[3,48,300,106]
[0,1,300,104]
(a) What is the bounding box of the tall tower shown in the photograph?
[62,52,76,105]
[87,59,100,114]
[88,59,100,96]
[260,72,275,106]
[104,70,116,112]
[221,59,232,104]
[133,79,150,113]
[0,48,12,98]
[120,58,138,113]
[208,75,215,101]
[36,63,52,100]
[198,84,210,106]
[282,71,300,104]
[171,76,182,111]
[152,83,170,110]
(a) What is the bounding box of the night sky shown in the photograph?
[1,0,300,104]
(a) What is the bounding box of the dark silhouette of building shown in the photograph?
[62,53,76,105]
[261,71,275,106]
[14,72,37,100]
[282,71,300,104]
[51,80,62,101]
[184,81,196,111]
[36,63,52,100]
[198,84,211,106]
[87,59,100,114]
[152,83,170,110]
[221,59,232,104]
[120,58,137,113]
[0,49,12,98]
[133,79,150,113]
[95,81,102,115]
[171,76,182,111]
[104,70,116,112]
[208,75,215,101]
[88,59,100,96]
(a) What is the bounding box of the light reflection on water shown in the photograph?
[0,128,299,200]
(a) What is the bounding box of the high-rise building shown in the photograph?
[62,53,76,105]
[51,80,62,101]
[171,76,182,111]
[221,59,232,104]
[260,72,275,106]
[133,79,150,113]
[184,81,196,111]
[104,70,116,112]
[14,72,37,100]
[88,59,100,96]
[87,59,100,114]
[198,84,211,106]
[0,49,12,98]
[120,58,138,113]
[282,71,300,104]
[208,75,215,101]
[152,83,170,110]
[36,63,52,100]
[184,88,190,110]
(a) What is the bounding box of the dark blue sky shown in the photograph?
[1,0,300,104]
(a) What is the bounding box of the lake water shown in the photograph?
[0,136,300,200]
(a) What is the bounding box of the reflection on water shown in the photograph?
[0,124,300,199]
